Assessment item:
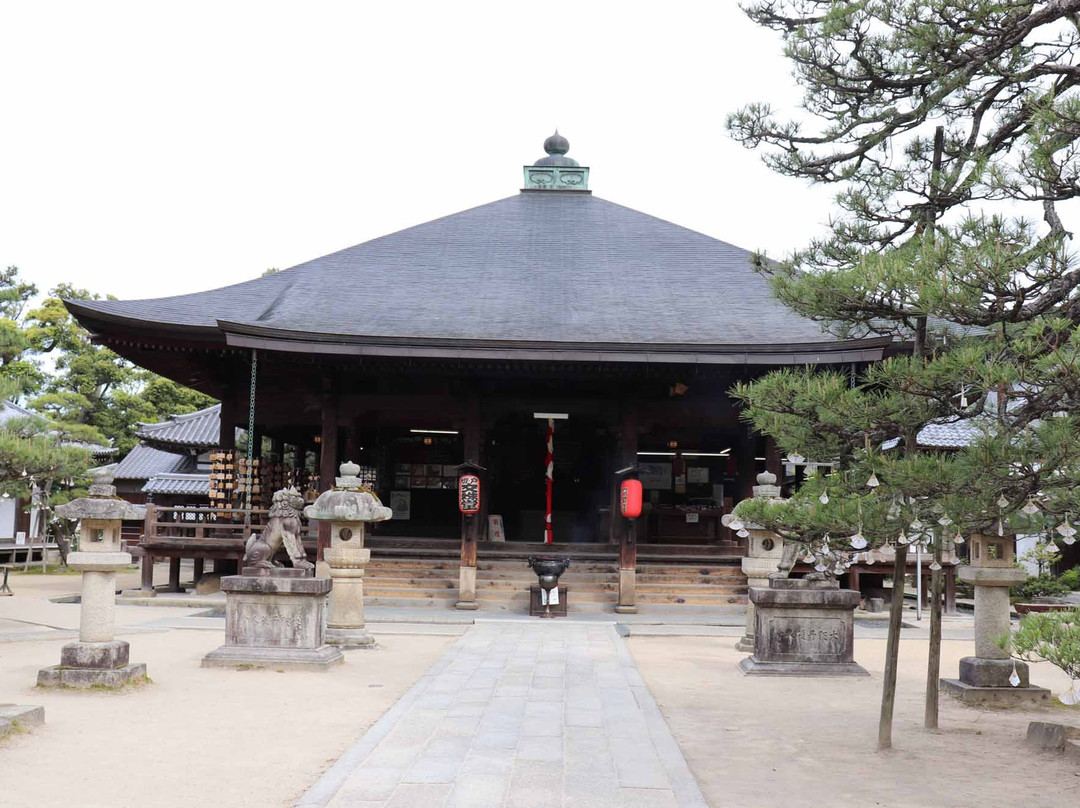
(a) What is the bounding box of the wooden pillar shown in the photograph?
[944,566,957,614]
[765,436,782,480]
[138,503,156,595]
[168,557,182,593]
[615,403,638,614]
[456,399,481,610]
[251,425,264,460]
[218,392,237,450]
[140,553,155,594]
[736,426,757,502]
[344,416,363,464]
[317,382,339,562]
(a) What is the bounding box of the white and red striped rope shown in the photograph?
[544,418,554,544]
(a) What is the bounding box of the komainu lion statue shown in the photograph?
[243,486,314,571]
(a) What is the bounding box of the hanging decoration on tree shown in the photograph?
[1057,518,1077,545]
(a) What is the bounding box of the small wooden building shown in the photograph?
[66,134,893,605]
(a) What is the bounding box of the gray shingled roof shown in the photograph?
[65,193,889,360]
[114,444,195,480]
[142,473,210,496]
[137,404,220,449]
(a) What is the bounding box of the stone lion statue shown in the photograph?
[243,486,314,572]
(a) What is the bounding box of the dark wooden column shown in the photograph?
[344,416,363,464]
[218,391,237,450]
[461,398,481,566]
[615,402,639,613]
[736,425,757,502]
[765,436,783,480]
[618,403,638,568]
[317,381,339,562]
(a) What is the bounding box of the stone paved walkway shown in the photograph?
[296,622,707,808]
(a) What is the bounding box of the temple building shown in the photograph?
[66,134,893,608]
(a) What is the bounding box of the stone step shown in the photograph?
[364,570,462,583]
[364,586,457,600]
[475,580,618,593]
[636,573,744,584]
[367,559,459,571]
[637,592,748,605]
[475,588,614,604]
[636,563,743,573]
[362,566,617,587]
[636,582,747,594]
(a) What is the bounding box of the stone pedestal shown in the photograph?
[941,552,1050,705]
[202,570,343,670]
[456,565,479,610]
[38,473,148,689]
[615,568,638,614]
[304,463,393,648]
[740,579,867,677]
[324,546,375,647]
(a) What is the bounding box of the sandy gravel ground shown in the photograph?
[0,573,455,808]
[630,634,1079,808]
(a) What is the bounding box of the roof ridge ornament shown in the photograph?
[524,131,590,193]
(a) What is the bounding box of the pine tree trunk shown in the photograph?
[878,544,909,750]
[924,544,943,729]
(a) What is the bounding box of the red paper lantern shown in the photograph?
[458,473,481,515]
[619,478,643,520]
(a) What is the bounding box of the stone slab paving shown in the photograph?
[296,621,707,808]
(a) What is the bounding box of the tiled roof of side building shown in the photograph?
[64,193,890,360]
[114,444,196,480]
[142,473,210,496]
[136,404,221,449]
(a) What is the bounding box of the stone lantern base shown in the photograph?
[740,579,868,677]
[38,640,148,689]
[202,570,343,672]
[940,659,1050,706]
[940,564,1050,706]
[38,549,148,689]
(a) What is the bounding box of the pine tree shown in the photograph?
[728,1,1080,747]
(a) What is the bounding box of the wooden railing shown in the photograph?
[138,504,317,545]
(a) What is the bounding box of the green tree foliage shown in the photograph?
[0,271,214,454]
[728,1,1080,747]
[1004,608,1080,704]
[1021,537,1064,577]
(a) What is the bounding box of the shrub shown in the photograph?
[1059,567,1080,592]
[1002,608,1080,705]
[1012,573,1070,601]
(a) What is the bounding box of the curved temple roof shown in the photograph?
[67,193,889,365]
[136,403,221,449]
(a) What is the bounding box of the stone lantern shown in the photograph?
[304,462,392,648]
[38,471,147,688]
[942,532,1050,704]
[734,471,786,652]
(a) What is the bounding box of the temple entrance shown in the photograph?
[487,412,614,543]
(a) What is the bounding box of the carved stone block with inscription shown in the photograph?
[202,572,343,671]
[739,578,868,677]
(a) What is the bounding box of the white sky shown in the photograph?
[0,2,834,302]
